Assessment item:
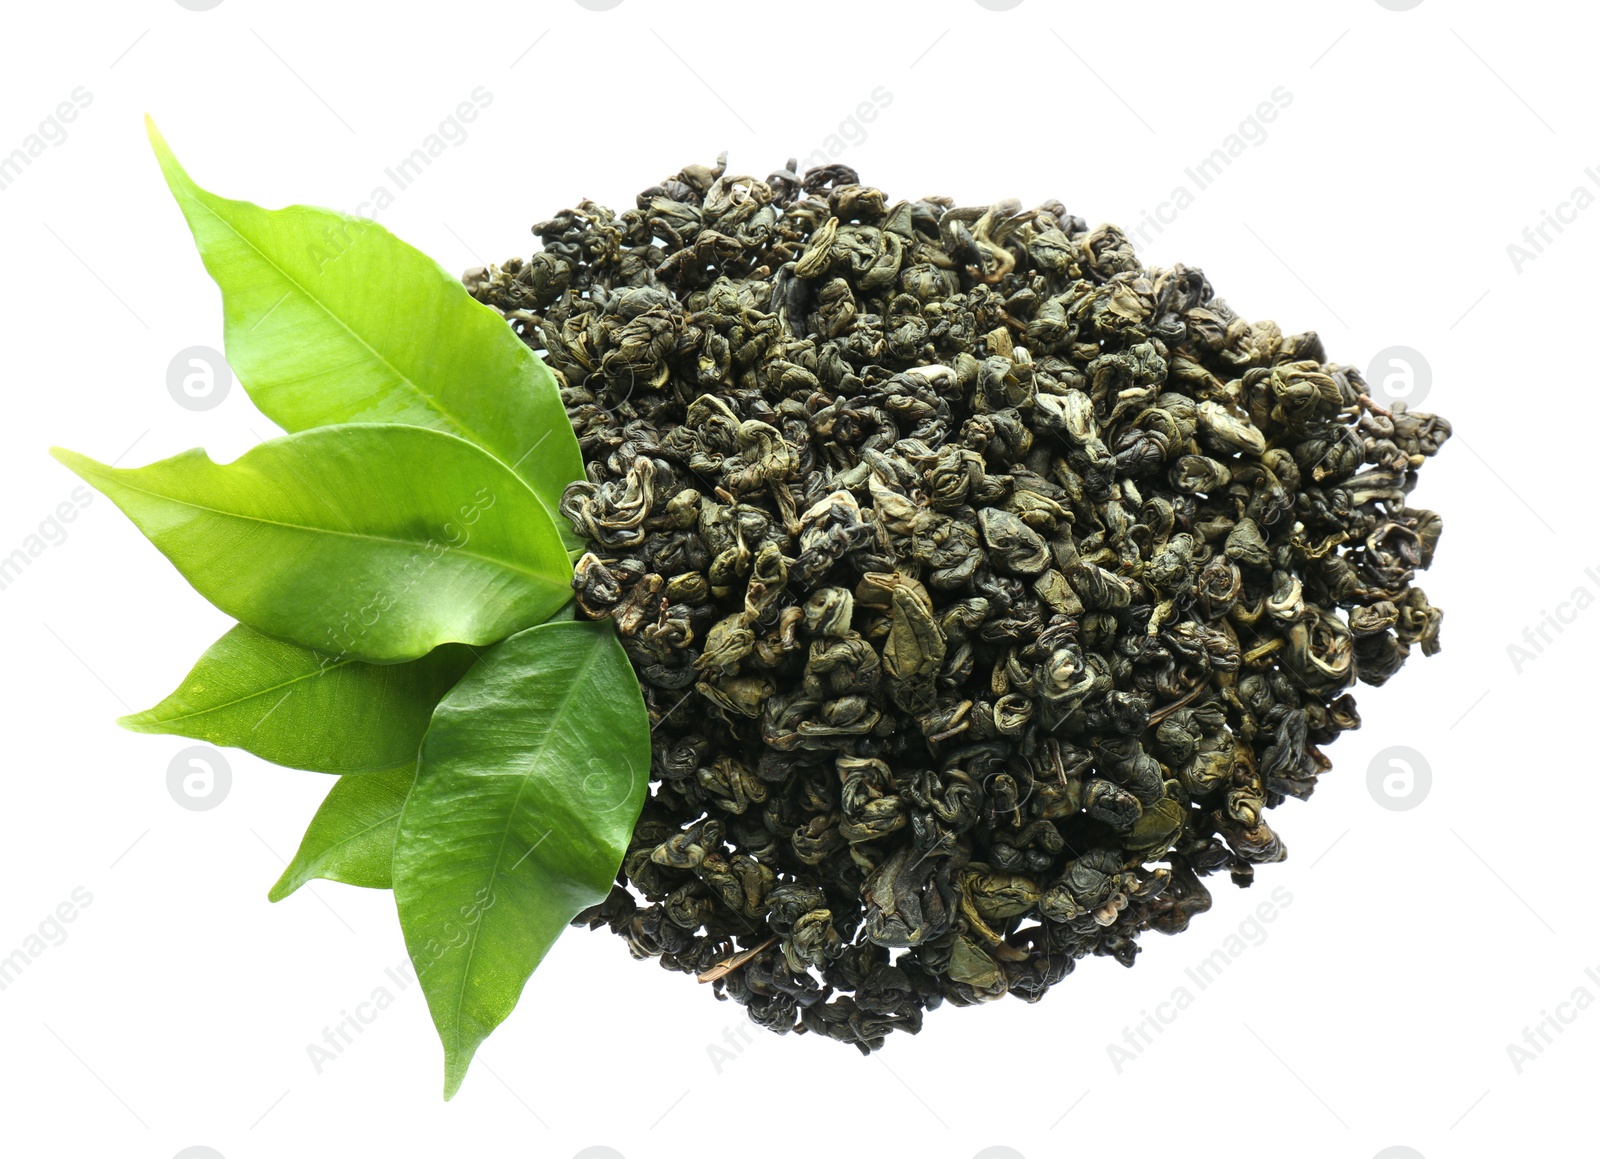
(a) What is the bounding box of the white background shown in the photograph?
[0,1,1589,1157]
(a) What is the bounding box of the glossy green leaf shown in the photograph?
[120,624,476,773]
[270,767,413,901]
[146,117,583,538]
[52,424,571,664]
[393,620,650,1099]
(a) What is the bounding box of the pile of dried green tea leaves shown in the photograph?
[466,155,1449,1052]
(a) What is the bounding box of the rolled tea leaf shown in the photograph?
[393,620,650,1099]
[145,117,582,540]
[120,624,476,773]
[270,767,413,901]
[528,157,1452,1052]
[52,424,571,664]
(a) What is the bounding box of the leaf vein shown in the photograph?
[91,473,560,583]
[442,643,604,1057]
[184,191,494,448]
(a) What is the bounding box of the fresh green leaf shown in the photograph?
[145,117,583,537]
[120,624,476,773]
[52,423,572,664]
[270,767,413,901]
[393,620,650,1099]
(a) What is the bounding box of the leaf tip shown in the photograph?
[144,113,170,161]
[49,446,97,479]
[144,115,195,197]
[442,1052,472,1101]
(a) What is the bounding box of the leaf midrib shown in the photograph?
[444,643,603,1058]
[179,184,580,539]
[98,473,559,584]
[132,654,359,726]
[301,807,403,873]
[184,190,498,452]
[274,787,407,900]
